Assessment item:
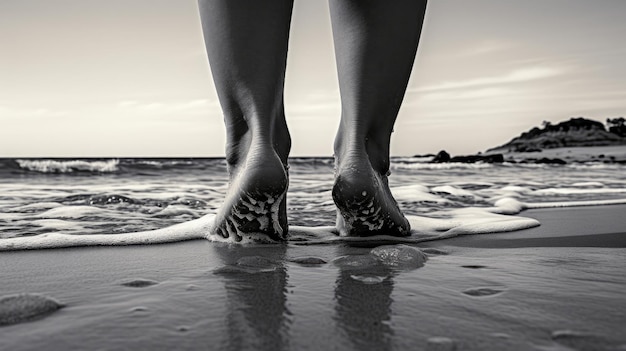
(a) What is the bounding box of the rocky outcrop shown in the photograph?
[487,117,626,153]
[431,150,504,164]
[431,150,451,163]
[450,154,504,163]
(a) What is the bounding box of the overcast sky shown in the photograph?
[1,0,625,157]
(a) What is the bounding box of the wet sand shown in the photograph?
[1,205,625,350]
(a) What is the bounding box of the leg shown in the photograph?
[198,0,293,241]
[329,0,428,236]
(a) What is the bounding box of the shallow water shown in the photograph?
[1,157,625,241]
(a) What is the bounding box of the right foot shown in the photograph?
[333,152,410,237]
[210,145,289,242]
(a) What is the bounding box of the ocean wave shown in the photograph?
[16,159,119,173]
[126,159,209,170]
[567,163,626,170]
[5,158,226,175]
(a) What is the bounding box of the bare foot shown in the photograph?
[210,144,289,242]
[333,152,410,237]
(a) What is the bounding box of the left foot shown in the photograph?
[210,148,289,242]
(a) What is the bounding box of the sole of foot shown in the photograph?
[210,149,288,242]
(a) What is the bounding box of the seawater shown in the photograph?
[0,157,625,245]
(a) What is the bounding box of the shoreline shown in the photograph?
[434,204,626,248]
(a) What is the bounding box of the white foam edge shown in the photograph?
[0,209,541,251]
[534,188,626,195]
[525,198,626,209]
[12,196,626,251]
[0,215,214,251]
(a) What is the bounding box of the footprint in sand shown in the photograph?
[0,293,64,326]
[461,265,488,269]
[120,279,159,288]
[462,287,505,297]
[288,256,327,266]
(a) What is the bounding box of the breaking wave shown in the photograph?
[15,159,120,173]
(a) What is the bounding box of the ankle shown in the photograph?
[334,135,390,176]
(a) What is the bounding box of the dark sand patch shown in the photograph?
[462,287,506,297]
[120,279,159,288]
[462,265,488,269]
[288,256,327,265]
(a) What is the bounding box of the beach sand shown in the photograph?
[1,205,625,350]
[498,145,626,163]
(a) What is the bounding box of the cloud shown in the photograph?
[412,66,564,92]
[416,87,513,102]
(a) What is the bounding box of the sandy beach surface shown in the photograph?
[1,205,625,351]
[497,145,626,164]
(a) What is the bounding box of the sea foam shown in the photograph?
[0,198,540,250]
[16,159,119,173]
[2,156,624,250]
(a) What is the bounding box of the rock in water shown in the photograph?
[0,293,64,326]
[432,150,451,163]
[449,154,504,163]
[370,245,428,269]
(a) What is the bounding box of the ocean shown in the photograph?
[1,157,625,242]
